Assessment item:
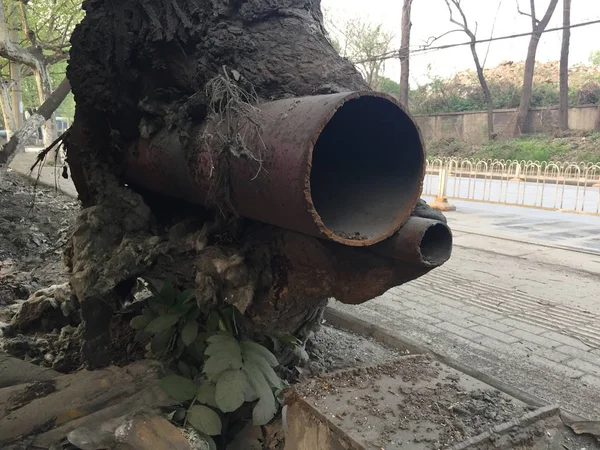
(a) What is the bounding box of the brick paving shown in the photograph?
[330,227,600,419]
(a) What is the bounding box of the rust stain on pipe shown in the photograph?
[370,217,453,267]
[125,91,425,246]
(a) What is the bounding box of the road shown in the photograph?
[426,197,600,254]
[424,173,600,214]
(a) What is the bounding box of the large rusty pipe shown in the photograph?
[125,91,425,246]
[370,217,453,267]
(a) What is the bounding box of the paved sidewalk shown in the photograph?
[330,234,600,419]
[8,150,77,198]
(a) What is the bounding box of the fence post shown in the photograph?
[429,162,456,212]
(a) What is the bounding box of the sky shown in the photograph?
[321,0,600,86]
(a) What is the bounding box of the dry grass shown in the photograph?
[198,67,266,216]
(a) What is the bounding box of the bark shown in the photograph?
[559,0,571,132]
[34,60,58,148]
[64,0,447,367]
[399,0,412,107]
[9,62,22,129]
[9,1,22,129]
[0,78,71,166]
[512,0,559,137]
[0,79,16,139]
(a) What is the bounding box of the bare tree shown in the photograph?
[559,0,571,131]
[443,0,495,140]
[325,16,394,90]
[511,0,559,137]
[0,77,71,166]
[399,0,413,106]
[0,0,78,146]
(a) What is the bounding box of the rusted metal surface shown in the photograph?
[125,91,425,246]
[370,217,453,267]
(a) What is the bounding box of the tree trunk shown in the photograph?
[559,0,571,132]
[512,0,559,137]
[9,62,22,129]
[0,78,16,138]
[399,0,412,107]
[33,59,58,148]
[469,43,494,140]
[0,78,71,166]
[63,0,446,368]
[9,1,22,130]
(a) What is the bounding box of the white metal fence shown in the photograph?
[424,157,600,215]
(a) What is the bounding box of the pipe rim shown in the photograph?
[304,91,425,247]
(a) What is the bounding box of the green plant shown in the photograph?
[129,282,285,447]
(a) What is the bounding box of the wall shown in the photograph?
[415,105,600,144]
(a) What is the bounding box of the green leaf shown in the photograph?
[134,330,152,343]
[215,369,246,412]
[178,360,192,378]
[242,375,259,403]
[186,307,202,321]
[186,405,222,436]
[182,321,199,346]
[202,435,217,450]
[243,351,283,389]
[240,340,279,367]
[145,314,180,333]
[196,383,218,408]
[151,328,175,356]
[203,352,243,379]
[172,408,187,423]
[177,289,196,304]
[130,315,149,330]
[159,282,177,304]
[170,301,195,317]
[148,297,169,314]
[205,340,241,358]
[158,375,197,402]
[206,311,221,332]
[174,337,186,359]
[190,340,207,362]
[206,333,238,346]
[252,393,277,426]
[244,360,277,426]
[142,307,156,320]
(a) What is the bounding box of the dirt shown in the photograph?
[307,325,409,374]
[0,172,77,311]
[293,355,533,449]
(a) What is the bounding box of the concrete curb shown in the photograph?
[324,307,586,423]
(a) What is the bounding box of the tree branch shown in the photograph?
[18,0,36,46]
[0,77,71,166]
[515,0,540,26]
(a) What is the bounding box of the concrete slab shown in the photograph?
[285,355,597,449]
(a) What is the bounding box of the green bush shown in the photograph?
[129,281,297,448]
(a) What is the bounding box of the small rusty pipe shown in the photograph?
[370,217,453,267]
[125,91,425,246]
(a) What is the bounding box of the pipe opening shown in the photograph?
[419,223,453,267]
[309,95,423,242]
